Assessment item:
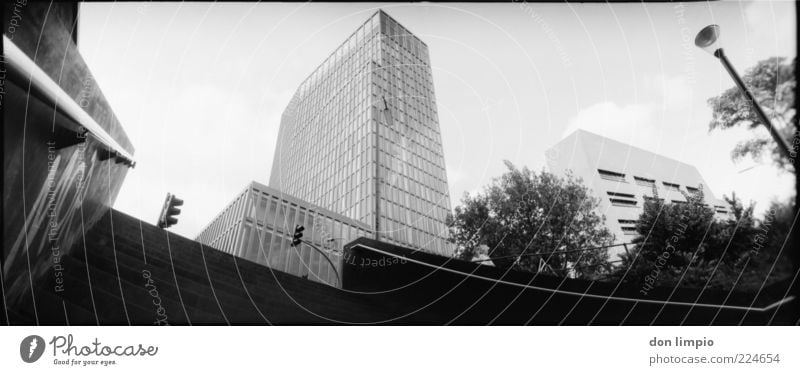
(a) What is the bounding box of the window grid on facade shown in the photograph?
[269,10,453,255]
[195,182,373,287]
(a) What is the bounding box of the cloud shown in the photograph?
[112,82,290,239]
[744,1,797,61]
[643,74,694,110]
[562,101,655,146]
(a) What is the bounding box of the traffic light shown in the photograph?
[157,193,183,229]
[291,225,304,247]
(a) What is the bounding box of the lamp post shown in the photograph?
[697,24,798,317]
[694,24,793,160]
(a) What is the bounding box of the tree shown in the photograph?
[616,187,722,288]
[707,57,796,171]
[614,186,784,291]
[712,192,757,262]
[760,199,795,266]
[448,161,614,278]
[733,197,796,291]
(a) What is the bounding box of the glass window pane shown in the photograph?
[237,223,251,258]
[287,242,301,277]
[256,230,271,265]
[279,237,291,271]
[334,221,342,241]
[311,214,322,245]
[255,195,267,223]
[267,231,282,269]
[319,258,330,285]
[328,252,341,287]
[267,199,278,228]
[287,206,297,232]
[308,249,321,283]
[300,244,312,279]
[275,203,287,234]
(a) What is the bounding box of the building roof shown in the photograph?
[548,129,728,206]
[194,180,372,240]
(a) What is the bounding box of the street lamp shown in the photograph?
[694,24,793,160]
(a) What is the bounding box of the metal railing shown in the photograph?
[467,242,634,276]
[4,35,136,167]
[356,243,794,312]
[469,242,633,263]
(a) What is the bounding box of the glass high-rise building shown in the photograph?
[270,10,453,255]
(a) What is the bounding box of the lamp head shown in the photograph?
[695,24,723,57]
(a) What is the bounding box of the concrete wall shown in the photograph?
[2,2,134,305]
[342,238,795,324]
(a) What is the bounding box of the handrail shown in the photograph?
[469,242,635,263]
[354,243,795,312]
[3,34,136,166]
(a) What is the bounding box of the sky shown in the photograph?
[78,1,796,239]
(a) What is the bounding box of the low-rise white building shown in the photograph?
[546,130,730,256]
[195,181,374,287]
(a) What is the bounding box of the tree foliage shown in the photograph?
[614,186,790,291]
[617,188,717,288]
[447,161,614,278]
[707,56,796,171]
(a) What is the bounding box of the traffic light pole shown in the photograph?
[295,239,341,288]
[157,193,172,229]
[157,193,183,229]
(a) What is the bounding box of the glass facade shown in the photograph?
[195,181,373,287]
[269,10,453,255]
